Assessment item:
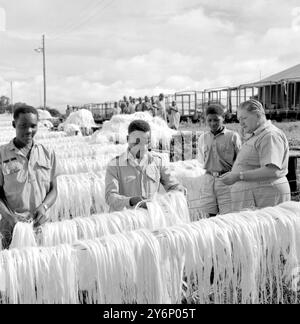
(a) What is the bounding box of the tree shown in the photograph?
[46,108,62,118]
[0,96,10,114]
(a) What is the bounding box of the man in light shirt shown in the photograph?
[0,105,58,248]
[105,120,185,212]
[198,104,241,216]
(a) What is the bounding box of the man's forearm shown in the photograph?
[42,186,57,209]
[242,166,281,181]
[0,199,15,219]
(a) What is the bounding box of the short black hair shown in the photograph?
[205,103,225,117]
[13,105,39,121]
[128,120,151,134]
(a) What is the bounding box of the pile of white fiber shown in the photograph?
[91,112,176,149]
[37,109,52,120]
[63,109,96,131]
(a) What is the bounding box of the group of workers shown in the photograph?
[113,94,181,130]
[0,99,292,249]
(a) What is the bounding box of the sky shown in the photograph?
[0,0,300,112]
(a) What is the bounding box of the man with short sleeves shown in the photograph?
[198,104,241,216]
[105,120,185,212]
[221,99,290,212]
[0,105,58,248]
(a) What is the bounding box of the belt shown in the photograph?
[206,171,228,177]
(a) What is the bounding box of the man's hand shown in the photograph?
[220,172,240,185]
[33,204,49,228]
[130,197,147,209]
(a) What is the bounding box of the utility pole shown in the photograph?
[42,34,46,110]
[34,34,46,110]
[10,81,13,106]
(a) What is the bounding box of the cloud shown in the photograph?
[1,0,300,113]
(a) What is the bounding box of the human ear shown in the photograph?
[12,121,16,129]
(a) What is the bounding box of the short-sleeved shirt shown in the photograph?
[105,151,181,212]
[232,121,289,177]
[198,128,241,172]
[0,140,57,218]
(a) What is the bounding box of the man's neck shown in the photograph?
[13,138,33,150]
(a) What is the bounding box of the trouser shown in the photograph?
[231,177,291,212]
[198,174,232,215]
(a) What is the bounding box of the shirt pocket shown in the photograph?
[124,175,137,184]
[35,159,52,184]
[2,161,26,194]
[219,143,233,162]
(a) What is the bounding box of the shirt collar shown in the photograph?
[8,139,37,152]
[119,150,152,168]
[210,126,226,137]
[253,120,272,137]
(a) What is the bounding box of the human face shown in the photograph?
[238,109,260,134]
[128,131,151,161]
[14,113,38,146]
[206,114,224,133]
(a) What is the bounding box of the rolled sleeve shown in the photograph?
[160,162,182,192]
[258,133,285,169]
[50,150,58,181]
[197,134,205,165]
[233,133,242,157]
[0,167,3,187]
[105,164,131,211]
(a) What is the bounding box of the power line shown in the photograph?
[49,0,115,40]
[48,0,106,39]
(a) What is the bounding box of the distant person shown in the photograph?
[150,97,158,117]
[125,98,135,114]
[168,101,181,130]
[131,98,137,114]
[142,96,152,113]
[135,98,143,112]
[156,93,167,120]
[198,103,242,216]
[221,99,291,212]
[113,102,122,116]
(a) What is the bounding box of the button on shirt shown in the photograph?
[198,128,242,172]
[0,140,57,218]
[232,120,289,177]
[105,151,181,212]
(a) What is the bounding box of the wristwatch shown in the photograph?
[239,172,245,181]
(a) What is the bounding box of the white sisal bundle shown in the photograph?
[10,222,37,249]
[0,244,78,304]
[169,160,206,220]
[28,196,186,247]
[49,174,93,221]
[40,220,79,247]
[146,191,190,228]
[77,229,163,304]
